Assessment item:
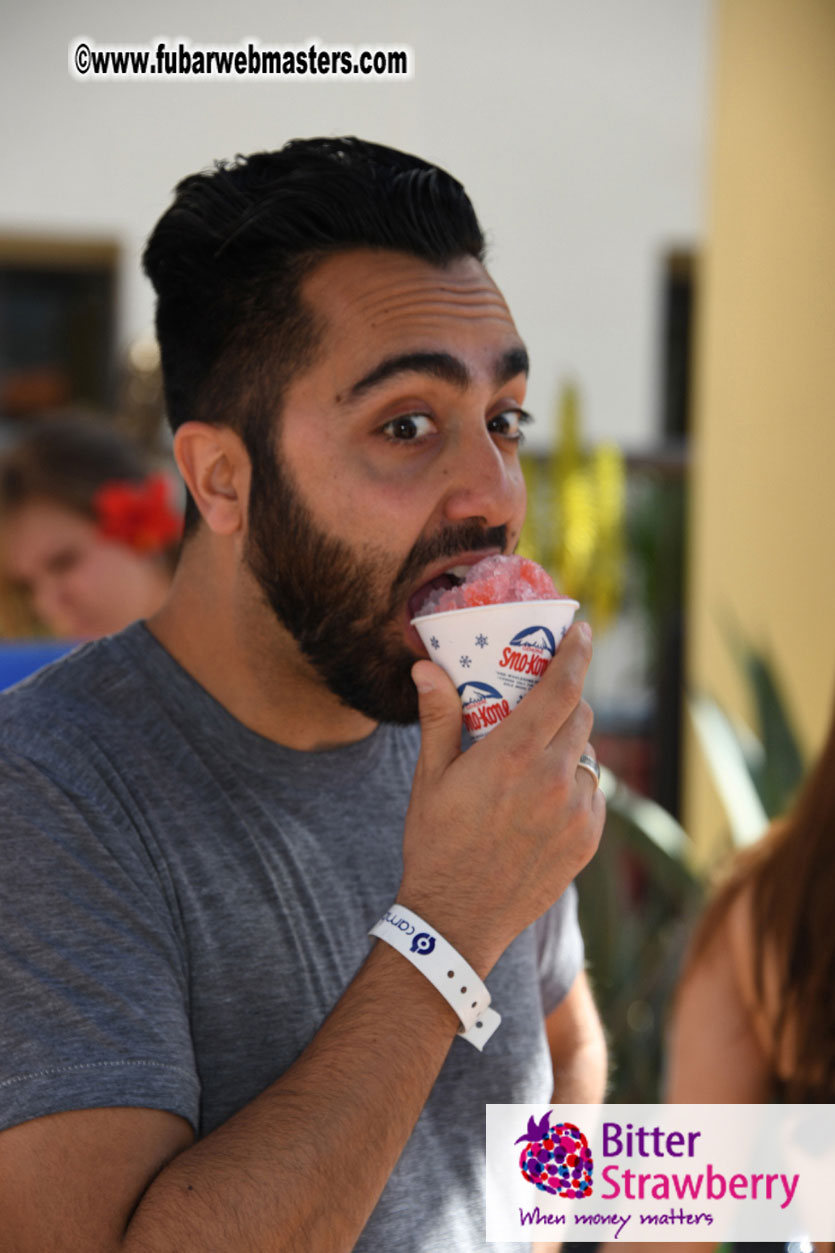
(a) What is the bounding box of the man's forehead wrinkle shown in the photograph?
[314,263,511,323]
[303,247,506,307]
[349,283,512,325]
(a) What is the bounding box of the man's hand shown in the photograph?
[399,621,605,975]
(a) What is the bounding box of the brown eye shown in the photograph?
[381,414,437,442]
[488,409,532,441]
[483,408,529,443]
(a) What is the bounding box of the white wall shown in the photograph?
[1,0,711,450]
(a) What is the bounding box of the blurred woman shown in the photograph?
[0,417,182,639]
[599,696,835,1253]
[666,689,835,1104]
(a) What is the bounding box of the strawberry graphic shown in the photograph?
[515,1111,594,1198]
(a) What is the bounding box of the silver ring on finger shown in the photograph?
[576,752,600,789]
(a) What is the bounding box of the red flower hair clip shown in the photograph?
[93,473,183,554]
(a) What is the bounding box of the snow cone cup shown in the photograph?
[411,598,579,740]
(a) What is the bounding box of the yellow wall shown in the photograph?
[685,0,835,855]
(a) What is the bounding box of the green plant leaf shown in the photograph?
[723,623,806,818]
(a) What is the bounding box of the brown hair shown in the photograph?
[685,694,835,1100]
[0,416,155,521]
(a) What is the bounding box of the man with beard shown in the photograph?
[0,138,607,1251]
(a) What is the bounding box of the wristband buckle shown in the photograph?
[369,905,501,1051]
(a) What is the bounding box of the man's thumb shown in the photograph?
[412,660,464,775]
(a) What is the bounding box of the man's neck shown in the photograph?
[145,539,379,753]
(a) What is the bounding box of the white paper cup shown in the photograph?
[411,598,580,740]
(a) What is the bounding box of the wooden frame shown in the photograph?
[0,233,119,420]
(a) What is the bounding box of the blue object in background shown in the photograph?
[0,641,79,691]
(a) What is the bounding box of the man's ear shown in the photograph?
[173,422,251,536]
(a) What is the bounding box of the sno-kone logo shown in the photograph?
[457,680,511,735]
[516,1110,594,1198]
[499,625,558,679]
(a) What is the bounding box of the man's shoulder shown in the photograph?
[0,626,424,787]
[0,624,152,768]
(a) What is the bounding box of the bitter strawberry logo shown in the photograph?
[515,1111,594,1198]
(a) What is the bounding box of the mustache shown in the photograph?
[388,521,508,610]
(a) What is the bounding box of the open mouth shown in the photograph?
[407,564,475,620]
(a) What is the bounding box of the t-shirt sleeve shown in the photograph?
[532,882,585,1017]
[0,747,200,1134]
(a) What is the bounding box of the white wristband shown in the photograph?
[369,904,501,1050]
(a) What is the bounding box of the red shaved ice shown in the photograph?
[415,555,565,616]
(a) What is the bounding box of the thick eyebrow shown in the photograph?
[342,345,529,404]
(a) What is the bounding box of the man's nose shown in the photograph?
[440,426,524,530]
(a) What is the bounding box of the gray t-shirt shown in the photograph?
[0,622,583,1251]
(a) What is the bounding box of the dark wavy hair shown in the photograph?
[142,137,486,533]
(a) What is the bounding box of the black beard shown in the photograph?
[244,450,507,724]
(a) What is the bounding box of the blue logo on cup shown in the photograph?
[458,680,503,708]
[508,625,557,656]
[411,932,436,955]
